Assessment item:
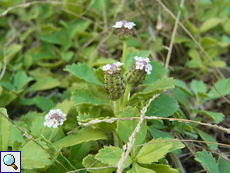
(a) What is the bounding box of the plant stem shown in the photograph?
[58,126,65,138]
[115,99,121,117]
[122,84,131,110]
[121,41,127,64]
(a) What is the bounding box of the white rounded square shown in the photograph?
[1,151,21,173]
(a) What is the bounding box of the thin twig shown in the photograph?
[78,116,230,134]
[116,94,160,173]
[165,0,185,69]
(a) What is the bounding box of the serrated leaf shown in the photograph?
[26,77,60,93]
[147,94,179,117]
[208,78,230,99]
[21,140,52,169]
[195,150,219,173]
[0,108,11,151]
[53,99,73,115]
[175,80,193,96]
[95,146,132,168]
[64,63,102,86]
[116,106,147,156]
[136,138,172,164]
[217,156,230,173]
[196,129,218,151]
[190,80,207,97]
[83,154,116,173]
[53,127,107,148]
[130,78,175,103]
[128,162,156,173]
[72,88,110,106]
[6,44,22,62]
[9,124,25,147]
[200,110,224,124]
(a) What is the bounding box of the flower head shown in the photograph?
[102,62,124,74]
[125,56,152,86]
[113,20,136,41]
[102,62,125,100]
[134,56,152,74]
[113,20,136,29]
[44,109,67,128]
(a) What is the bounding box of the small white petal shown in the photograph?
[102,64,111,71]
[113,21,123,28]
[143,57,150,63]
[124,22,136,29]
[136,62,144,70]
[114,62,123,67]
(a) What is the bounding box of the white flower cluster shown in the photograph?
[102,62,124,74]
[134,56,152,74]
[113,20,136,29]
[44,109,67,128]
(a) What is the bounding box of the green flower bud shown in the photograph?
[126,56,152,87]
[102,62,125,100]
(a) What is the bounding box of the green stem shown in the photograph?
[121,41,127,64]
[114,99,121,117]
[122,84,131,110]
[58,126,65,138]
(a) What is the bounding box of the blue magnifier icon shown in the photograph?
[3,154,18,170]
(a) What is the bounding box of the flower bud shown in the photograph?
[126,56,152,86]
[102,62,125,100]
[113,20,136,41]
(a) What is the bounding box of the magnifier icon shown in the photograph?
[3,154,18,170]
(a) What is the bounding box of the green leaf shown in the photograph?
[190,80,207,97]
[200,110,224,124]
[188,49,200,60]
[130,78,175,103]
[6,44,22,62]
[95,146,132,168]
[144,163,178,173]
[72,88,110,106]
[116,106,147,156]
[33,96,55,112]
[26,77,60,93]
[196,129,218,150]
[53,99,73,115]
[195,150,219,173]
[175,80,193,96]
[148,127,173,139]
[41,29,69,45]
[147,94,179,117]
[53,127,107,148]
[222,18,230,35]
[21,140,52,169]
[208,78,230,99]
[171,88,189,110]
[0,108,11,151]
[136,138,172,164]
[9,124,25,147]
[128,163,156,173]
[200,18,221,33]
[69,142,92,162]
[217,156,230,173]
[82,154,116,173]
[64,63,102,86]
[0,92,17,107]
[142,61,168,85]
